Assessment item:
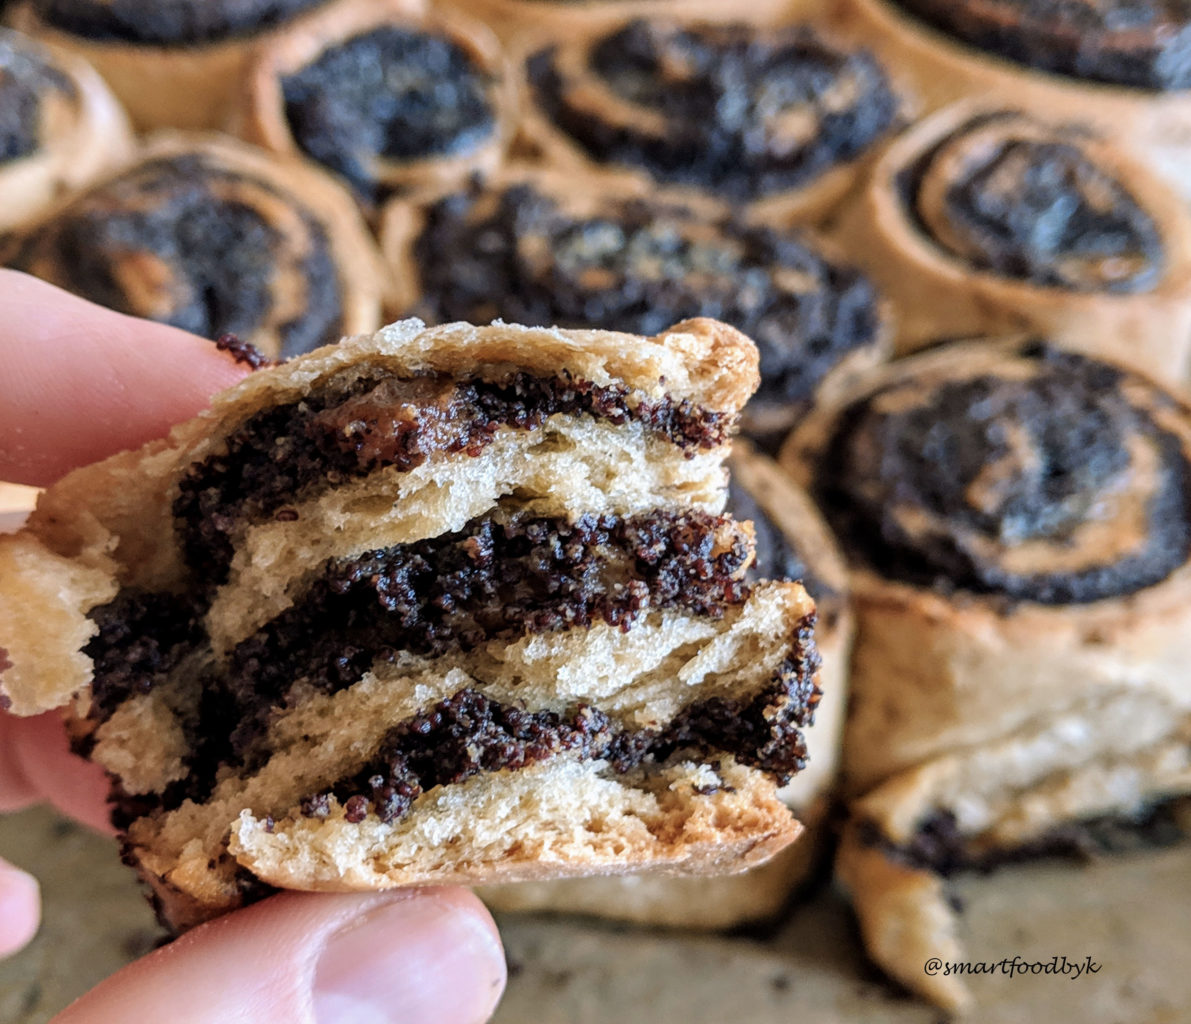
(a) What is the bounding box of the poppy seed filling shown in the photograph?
[0,32,76,163]
[89,510,816,825]
[898,114,1164,293]
[412,184,881,411]
[303,617,819,827]
[174,370,735,582]
[528,20,898,200]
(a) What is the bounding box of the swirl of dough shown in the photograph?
[818,339,1191,603]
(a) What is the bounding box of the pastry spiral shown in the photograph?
[381,169,889,446]
[10,0,345,129]
[830,0,1191,199]
[0,27,131,230]
[781,337,1191,1008]
[832,102,1191,386]
[236,0,515,209]
[0,134,384,359]
[519,18,902,224]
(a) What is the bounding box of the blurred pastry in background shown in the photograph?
[235,0,515,214]
[0,134,385,359]
[833,101,1191,388]
[782,337,1191,1009]
[0,27,131,230]
[382,168,889,449]
[517,17,903,226]
[480,440,854,929]
[8,0,349,129]
[441,0,819,43]
[830,0,1191,199]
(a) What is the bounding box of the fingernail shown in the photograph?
[0,860,40,957]
[314,894,506,1024]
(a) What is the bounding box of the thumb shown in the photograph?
[52,888,507,1024]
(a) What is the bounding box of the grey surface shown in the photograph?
[2,804,1189,1023]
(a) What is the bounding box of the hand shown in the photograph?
[0,271,508,1023]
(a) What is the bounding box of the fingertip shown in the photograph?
[9,713,114,836]
[0,859,41,958]
[0,270,251,486]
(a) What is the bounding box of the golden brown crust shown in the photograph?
[0,131,387,361]
[0,28,134,230]
[234,0,517,211]
[830,0,1191,199]
[511,15,904,228]
[832,100,1191,387]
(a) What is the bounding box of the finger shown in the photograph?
[52,888,507,1024]
[0,711,40,813]
[0,270,250,486]
[0,858,40,959]
[9,713,114,835]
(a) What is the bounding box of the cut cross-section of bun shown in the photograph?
[0,317,821,932]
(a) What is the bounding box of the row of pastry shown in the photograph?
[3,0,1191,1011]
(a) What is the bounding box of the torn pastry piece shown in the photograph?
[832,101,1191,387]
[235,0,516,211]
[0,27,132,230]
[0,132,385,360]
[479,440,853,928]
[829,0,1191,199]
[781,337,1191,1009]
[8,0,345,129]
[381,168,889,451]
[0,318,820,933]
[518,17,903,226]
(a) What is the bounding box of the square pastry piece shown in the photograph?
[0,318,820,931]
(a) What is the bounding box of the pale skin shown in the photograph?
[0,270,507,1024]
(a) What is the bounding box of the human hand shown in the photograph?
[0,271,508,1023]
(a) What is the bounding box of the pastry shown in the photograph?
[0,133,385,360]
[235,0,516,211]
[0,318,822,933]
[832,101,1191,387]
[479,440,853,928]
[830,0,1191,198]
[780,337,1191,1008]
[442,0,817,43]
[517,17,903,226]
[8,0,347,130]
[0,27,132,230]
[381,168,889,449]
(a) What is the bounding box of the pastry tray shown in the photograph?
[2,804,1187,1023]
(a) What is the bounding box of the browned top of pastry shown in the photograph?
[892,0,1191,90]
[897,111,1165,292]
[1,148,344,357]
[527,19,899,200]
[814,339,1191,604]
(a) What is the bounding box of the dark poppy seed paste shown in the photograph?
[281,27,496,203]
[892,0,1191,90]
[301,616,819,827]
[527,20,898,200]
[31,0,330,45]
[818,342,1191,603]
[0,31,76,163]
[413,184,881,411]
[2,153,344,358]
[900,113,1164,292]
[173,370,734,582]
